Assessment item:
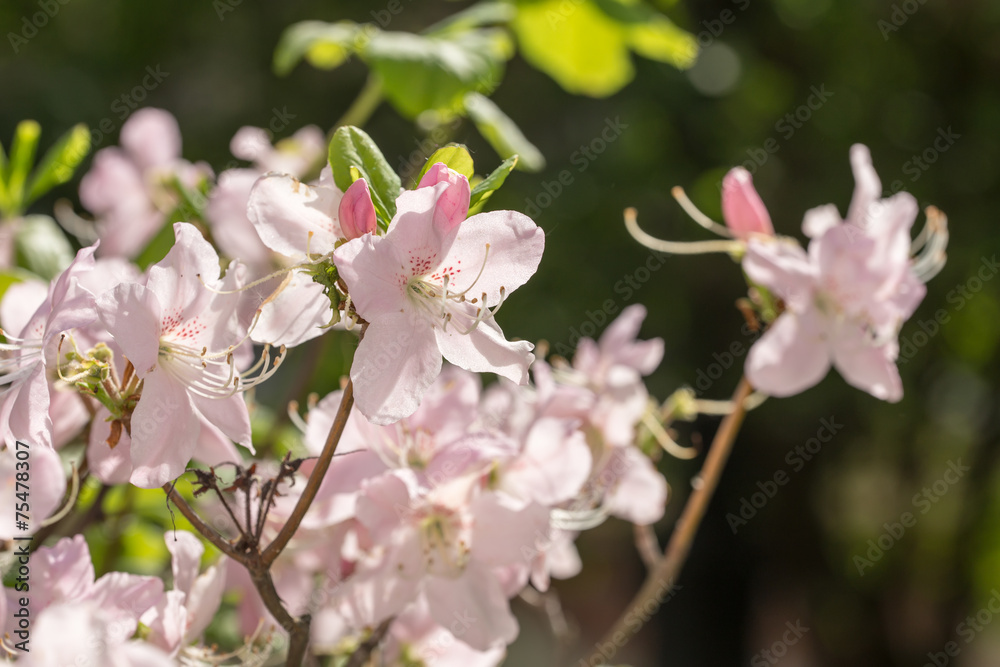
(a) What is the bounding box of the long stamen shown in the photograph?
[625,208,745,255]
[671,186,735,238]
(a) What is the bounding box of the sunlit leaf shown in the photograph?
[511,0,697,97]
[273,21,362,76]
[26,123,91,205]
[469,155,518,214]
[360,29,512,119]
[416,144,475,184]
[329,126,401,228]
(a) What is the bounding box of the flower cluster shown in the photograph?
[0,103,946,667]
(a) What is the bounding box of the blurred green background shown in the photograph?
[2,0,999,665]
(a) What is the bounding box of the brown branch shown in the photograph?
[163,482,249,565]
[262,377,354,566]
[633,523,663,570]
[345,619,393,667]
[594,377,753,651]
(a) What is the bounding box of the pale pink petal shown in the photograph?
[356,472,412,543]
[503,419,591,505]
[89,571,165,637]
[846,144,882,229]
[424,563,518,651]
[49,388,89,449]
[128,374,199,488]
[339,178,378,240]
[4,363,54,450]
[206,168,273,272]
[742,237,816,311]
[88,409,133,484]
[831,324,903,402]
[120,108,182,171]
[96,282,162,377]
[183,562,227,642]
[435,209,545,306]
[166,530,203,598]
[417,163,471,232]
[29,535,95,611]
[193,414,243,466]
[352,313,443,425]
[602,446,668,525]
[145,222,227,329]
[471,493,549,567]
[247,173,342,257]
[802,203,842,239]
[435,316,533,385]
[141,590,188,654]
[192,392,252,452]
[745,309,831,397]
[230,126,272,163]
[408,365,480,440]
[251,273,332,347]
[332,233,407,320]
[721,167,773,237]
[0,279,48,337]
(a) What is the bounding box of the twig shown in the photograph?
[262,378,355,566]
[593,377,753,651]
[163,482,249,565]
[633,523,663,570]
[345,619,393,667]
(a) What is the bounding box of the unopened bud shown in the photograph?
[721,168,774,238]
[417,162,470,232]
[338,178,377,240]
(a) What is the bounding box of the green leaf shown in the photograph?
[361,28,512,119]
[25,124,91,206]
[4,120,41,216]
[416,144,475,185]
[626,17,698,68]
[14,215,74,281]
[424,1,516,36]
[463,93,545,172]
[0,268,36,306]
[468,155,518,214]
[512,0,634,97]
[273,21,362,76]
[511,0,698,97]
[329,126,401,229]
[134,220,176,270]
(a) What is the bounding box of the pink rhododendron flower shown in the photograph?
[96,222,260,487]
[21,602,174,667]
[246,167,346,347]
[4,534,163,636]
[743,144,926,401]
[0,244,98,450]
[721,167,774,238]
[207,124,326,274]
[333,180,544,424]
[80,108,210,259]
[343,469,548,651]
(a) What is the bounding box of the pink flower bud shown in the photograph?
[339,178,377,240]
[721,167,774,238]
[417,162,470,231]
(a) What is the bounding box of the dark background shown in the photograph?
[2,0,999,665]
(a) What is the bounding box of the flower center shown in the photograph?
[419,509,470,577]
[404,243,506,334]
